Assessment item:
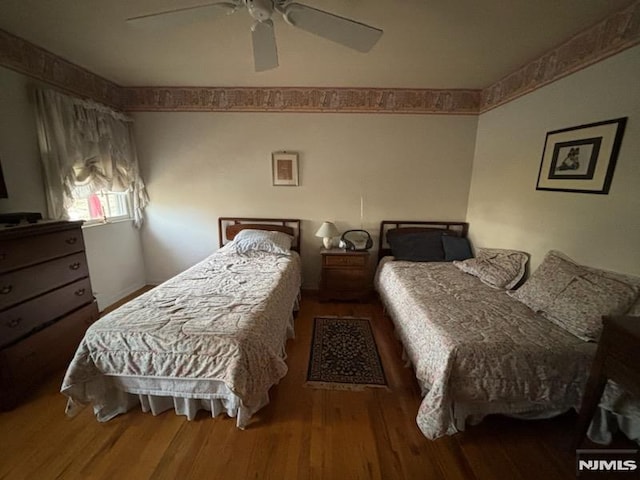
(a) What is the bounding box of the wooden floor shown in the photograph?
[0,294,629,479]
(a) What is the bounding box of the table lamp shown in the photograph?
[315,221,339,249]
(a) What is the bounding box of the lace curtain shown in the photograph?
[34,88,149,226]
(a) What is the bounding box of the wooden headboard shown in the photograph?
[218,217,302,253]
[378,220,469,262]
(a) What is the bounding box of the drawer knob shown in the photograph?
[69,262,81,270]
[66,237,78,245]
[0,253,6,261]
[7,318,21,328]
[0,285,12,294]
[75,288,86,296]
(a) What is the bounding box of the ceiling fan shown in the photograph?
[127,0,383,72]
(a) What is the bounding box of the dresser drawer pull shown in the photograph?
[66,237,78,245]
[6,317,21,328]
[0,253,6,261]
[69,262,82,270]
[0,285,13,294]
[75,288,86,296]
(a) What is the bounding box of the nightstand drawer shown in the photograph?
[323,254,367,267]
[324,269,367,290]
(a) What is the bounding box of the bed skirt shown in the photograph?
[65,373,272,429]
[64,307,299,429]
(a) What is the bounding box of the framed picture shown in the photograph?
[272,152,299,186]
[536,117,627,194]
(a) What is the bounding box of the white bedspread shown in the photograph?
[375,258,597,439]
[62,244,301,427]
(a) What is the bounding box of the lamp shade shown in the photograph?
[315,221,339,238]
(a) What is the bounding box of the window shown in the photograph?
[67,191,131,224]
[35,88,148,226]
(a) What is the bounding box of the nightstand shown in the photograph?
[319,248,371,302]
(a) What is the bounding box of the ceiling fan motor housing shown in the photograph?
[246,0,274,21]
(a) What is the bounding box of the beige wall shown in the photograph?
[82,221,146,311]
[0,67,47,215]
[133,113,478,286]
[7,43,638,293]
[466,46,640,275]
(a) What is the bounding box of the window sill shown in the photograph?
[81,217,133,229]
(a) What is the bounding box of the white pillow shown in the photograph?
[508,251,640,341]
[578,256,640,317]
[453,248,529,289]
[233,229,293,255]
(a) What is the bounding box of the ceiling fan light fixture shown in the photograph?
[246,0,274,22]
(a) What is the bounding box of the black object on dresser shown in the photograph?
[0,212,43,225]
[0,221,99,409]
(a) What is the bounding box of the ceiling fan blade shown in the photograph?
[283,3,382,53]
[126,2,238,28]
[251,19,279,72]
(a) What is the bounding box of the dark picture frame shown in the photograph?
[536,117,627,194]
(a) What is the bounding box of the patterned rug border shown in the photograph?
[305,316,388,391]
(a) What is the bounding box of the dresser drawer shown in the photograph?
[0,228,84,273]
[0,252,89,310]
[323,254,367,267]
[0,277,93,349]
[0,300,98,409]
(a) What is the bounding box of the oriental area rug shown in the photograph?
[306,317,387,390]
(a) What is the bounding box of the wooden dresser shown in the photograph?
[0,221,98,409]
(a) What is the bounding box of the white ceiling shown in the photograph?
[0,0,633,88]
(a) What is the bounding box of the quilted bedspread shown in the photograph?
[375,259,597,439]
[62,244,301,417]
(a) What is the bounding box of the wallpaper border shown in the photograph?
[122,87,480,114]
[0,29,122,109]
[480,0,640,113]
[1,0,639,114]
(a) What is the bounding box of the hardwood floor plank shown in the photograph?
[457,429,525,480]
[1,293,630,480]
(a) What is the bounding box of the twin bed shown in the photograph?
[375,220,640,441]
[62,218,301,428]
